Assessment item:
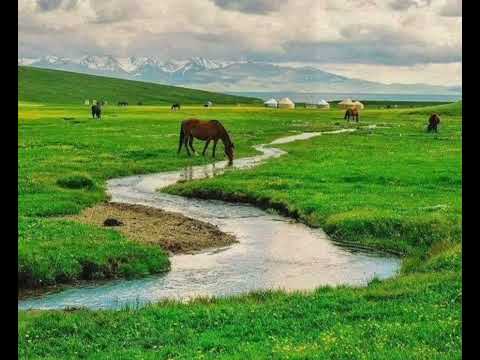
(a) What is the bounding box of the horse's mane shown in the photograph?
[210,120,233,145]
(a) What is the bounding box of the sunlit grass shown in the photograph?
[18,100,461,358]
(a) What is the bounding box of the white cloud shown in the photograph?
[439,0,462,17]
[318,62,462,86]
[18,0,462,85]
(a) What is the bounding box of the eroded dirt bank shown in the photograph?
[69,202,237,254]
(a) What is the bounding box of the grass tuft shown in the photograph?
[56,174,95,190]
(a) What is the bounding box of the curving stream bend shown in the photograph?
[19,128,401,310]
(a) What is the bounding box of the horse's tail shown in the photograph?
[178,121,185,154]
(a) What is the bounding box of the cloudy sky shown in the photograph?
[18,0,462,86]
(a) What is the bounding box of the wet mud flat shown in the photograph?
[19,128,401,310]
[69,202,236,254]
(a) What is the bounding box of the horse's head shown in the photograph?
[225,142,235,166]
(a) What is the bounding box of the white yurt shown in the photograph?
[264,98,278,108]
[278,97,295,109]
[317,99,330,109]
[352,100,364,110]
[338,98,355,109]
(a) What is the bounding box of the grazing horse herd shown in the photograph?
[87,102,442,165]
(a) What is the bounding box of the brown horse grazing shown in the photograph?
[178,118,235,165]
[344,108,359,122]
[427,113,441,132]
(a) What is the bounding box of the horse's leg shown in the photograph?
[212,139,218,158]
[202,140,210,156]
[188,137,196,154]
[184,136,191,156]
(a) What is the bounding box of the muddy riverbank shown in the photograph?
[69,202,236,254]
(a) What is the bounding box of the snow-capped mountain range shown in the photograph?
[18,55,236,76]
[18,55,461,95]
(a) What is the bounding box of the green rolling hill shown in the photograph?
[18,66,262,105]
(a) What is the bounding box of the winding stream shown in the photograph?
[19,128,401,310]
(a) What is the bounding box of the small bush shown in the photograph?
[56,175,95,190]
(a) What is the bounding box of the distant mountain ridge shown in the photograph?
[18,55,462,95]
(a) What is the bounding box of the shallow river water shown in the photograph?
[19,129,401,310]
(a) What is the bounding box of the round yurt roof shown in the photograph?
[338,98,354,105]
[318,99,329,105]
[278,97,294,105]
[264,98,278,104]
[352,100,364,109]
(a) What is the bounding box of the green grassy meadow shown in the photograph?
[166,102,462,256]
[18,68,461,358]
